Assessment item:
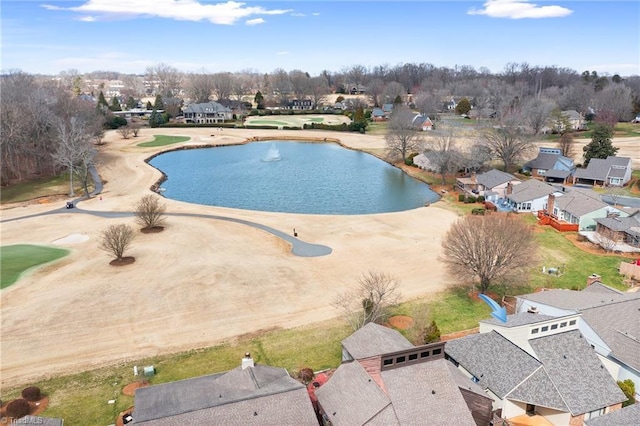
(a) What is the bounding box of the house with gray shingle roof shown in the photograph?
[584,402,640,426]
[341,322,414,362]
[446,312,626,425]
[544,189,628,231]
[183,101,232,124]
[131,354,317,425]
[573,156,633,187]
[595,211,640,249]
[523,148,575,184]
[505,179,560,212]
[516,279,640,411]
[456,169,520,202]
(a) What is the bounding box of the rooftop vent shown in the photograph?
[242,352,254,370]
[527,306,539,314]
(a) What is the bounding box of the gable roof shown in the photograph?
[580,297,640,373]
[481,312,558,328]
[524,153,562,171]
[371,108,385,117]
[519,287,640,311]
[445,331,541,398]
[476,169,518,189]
[507,179,556,203]
[315,358,476,426]
[528,330,626,415]
[553,191,609,217]
[315,361,396,426]
[574,156,632,181]
[133,364,316,424]
[596,214,640,232]
[506,366,568,411]
[183,102,231,114]
[585,403,640,426]
[341,323,413,360]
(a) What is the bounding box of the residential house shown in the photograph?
[131,353,318,424]
[446,312,626,425]
[515,276,640,404]
[505,179,559,213]
[523,147,575,184]
[183,102,233,124]
[317,323,489,426]
[456,169,520,203]
[412,153,435,172]
[412,114,434,131]
[371,108,386,121]
[573,156,633,187]
[585,403,640,426]
[595,211,640,249]
[382,103,394,117]
[286,99,314,110]
[541,188,628,231]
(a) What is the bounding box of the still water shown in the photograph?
[149,141,439,215]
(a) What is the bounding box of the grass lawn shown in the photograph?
[245,120,288,126]
[0,173,88,204]
[308,117,324,123]
[137,135,190,147]
[0,244,70,289]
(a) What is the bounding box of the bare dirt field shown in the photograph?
[0,127,458,389]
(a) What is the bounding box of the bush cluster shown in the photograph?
[6,398,31,418]
[471,208,486,215]
[21,386,41,401]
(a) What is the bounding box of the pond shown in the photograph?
[149,141,439,215]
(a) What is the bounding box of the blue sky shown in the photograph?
[2,1,639,76]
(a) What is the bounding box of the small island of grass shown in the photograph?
[137,135,191,147]
[1,244,70,289]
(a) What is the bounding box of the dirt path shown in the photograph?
[0,128,458,389]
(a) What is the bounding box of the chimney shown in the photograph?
[586,274,601,287]
[547,194,555,215]
[241,352,254,370]
[506,182,513,195]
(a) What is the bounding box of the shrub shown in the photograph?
[6,398,31,418]
[618,379,636,407]
[297,368,314,384]
[477,196,485,203]
[458,194,465,202]
[21,386,41,401]
[422,320,441,343]
[466,196,477,203]
[471,208,486,215]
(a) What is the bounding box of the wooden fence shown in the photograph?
[537,211,579,232]
[620,262,640,280]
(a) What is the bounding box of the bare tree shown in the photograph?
[367,78,385,107]
[145,63,182,97]
[481,114,534,172]
[269,68,292,105]
[186,72,214,103]
[440,214,538,293]
[131,123,141,137]
[385,106,423,163]
[333,271,402,330]
[461,141,493,173]
[557,132,575,158]
[51,115,97,197]
[134,194,167,230]
[382,81,405,104]
[606,187,626,207]
[522,97,555,134]
[118,125,132,139]
[289,69,311,100]
[593,83,634,122]
[424,124,464,184]
[308,76,329,109]
[413,91,441,119]
[212,72,234,101]
[99,224,135,261]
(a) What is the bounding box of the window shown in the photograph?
[383,359,393,366]
[569,320,577,326]
[531,328,539,334]
[551,324,558,330]
[560,322,567,328]
[538,169,546,176]
[409,353,418,361]
[421,351,430,358]
[432,348,442,355]
[396,356,406,363]
[541,326,549,332]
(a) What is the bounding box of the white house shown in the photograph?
[505,179,559,213]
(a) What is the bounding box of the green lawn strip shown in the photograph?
[307,117,324,123]
[137,135,190,147]
[0,320,350,425]
[1,245,70,289]
[245,120,289,126]
[0,173,88,204]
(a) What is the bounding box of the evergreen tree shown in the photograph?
[149,109,165,128]
[153,94,164,110]
[126,96,136,110]
[254,91,265,109]
[146,101,153,110]
[393,95,403,105]
[455,97,471,115]
[97,91,109,110]
[583,123,618,165]
[109,97,122,112]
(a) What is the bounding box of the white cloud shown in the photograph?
[291,13,305,17]
[245,18,264,25]
[468,0,573,19]
[44,0,292,25]
[312,12,320,16]
[276,51,289,56]
[79,16,96,22]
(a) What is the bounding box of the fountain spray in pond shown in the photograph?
[262,144,281,162]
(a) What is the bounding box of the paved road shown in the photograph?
[1,166,332,257]
[601,195,640,209]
